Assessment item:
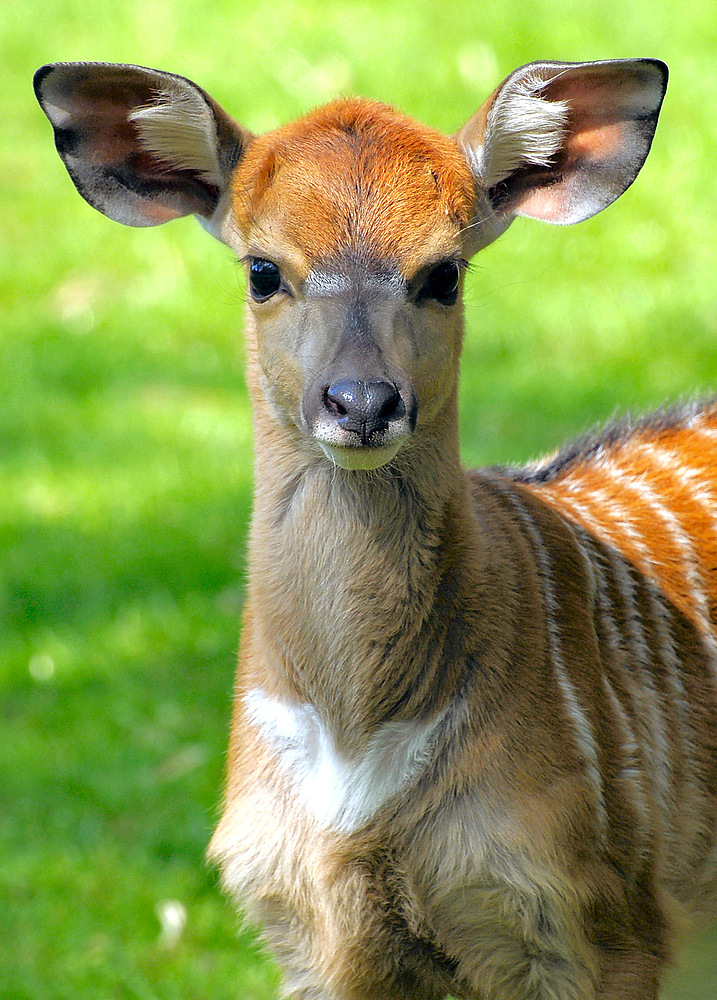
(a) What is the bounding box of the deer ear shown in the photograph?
[456,58,667,240]
[34,62,253,235]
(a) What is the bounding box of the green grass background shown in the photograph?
[3,0,717,996]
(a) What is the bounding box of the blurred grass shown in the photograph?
[2,0,717,996]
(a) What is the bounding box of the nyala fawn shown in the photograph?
[36,56,717,999]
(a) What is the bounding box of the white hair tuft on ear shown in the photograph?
[480,73,569,188]
[129,82,224,187]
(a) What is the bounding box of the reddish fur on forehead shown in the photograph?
[231,98,476,269]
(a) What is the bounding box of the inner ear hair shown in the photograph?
[480,71,569,188]
[129,80,225,187]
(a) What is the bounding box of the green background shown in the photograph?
[2,0,716,996]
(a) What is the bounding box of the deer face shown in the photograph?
[223,99,476,469]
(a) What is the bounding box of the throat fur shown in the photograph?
[248,455,482,751]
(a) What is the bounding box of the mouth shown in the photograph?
[317,438,404,470]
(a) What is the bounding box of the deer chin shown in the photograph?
[317,439,403,471]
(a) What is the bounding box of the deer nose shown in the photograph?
[323,379,405,442]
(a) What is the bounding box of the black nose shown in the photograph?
[324,379,404,442]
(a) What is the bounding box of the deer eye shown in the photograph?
[420,260,461,305]
[249,258,282,301]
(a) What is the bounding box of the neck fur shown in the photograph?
[243,379,485,752]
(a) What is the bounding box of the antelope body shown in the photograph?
[35,57,717,999]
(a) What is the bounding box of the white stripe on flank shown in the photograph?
[568,523,653,848]
[496,484,607,836]
[597,456,717,660]
[551,488,673,821]
[628,439,717,848]
[689,420,717,443]
[635,440,717,539]
[642,578,707,857]
[602,673,652,847]
[245,688,446,833]
[556,484,653,664]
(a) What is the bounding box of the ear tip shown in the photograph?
[33,63,56,100]
[627,58,669,106]
[34,62,89,107]
[638,59,669,119]
[642,57,669,90]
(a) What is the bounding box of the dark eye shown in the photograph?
[420,260,461,305]
[249,258,282,301]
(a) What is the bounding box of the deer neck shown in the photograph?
[243,365,485,752]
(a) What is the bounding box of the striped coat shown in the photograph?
[484,399,717,916]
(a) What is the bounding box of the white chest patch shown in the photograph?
[245,688,446,833]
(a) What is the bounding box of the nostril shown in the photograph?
[377,384,401,421]
[324,387,348,417]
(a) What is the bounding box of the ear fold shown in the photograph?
[456,58,668,246]
[33,62,252,233]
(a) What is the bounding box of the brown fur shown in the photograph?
[231,99,476,274]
